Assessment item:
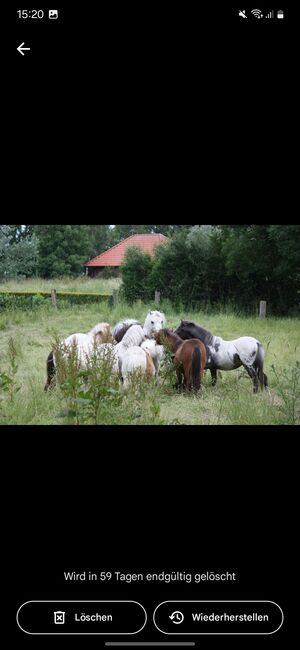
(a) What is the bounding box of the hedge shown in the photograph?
[0,291,113,310]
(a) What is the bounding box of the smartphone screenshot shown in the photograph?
[9,4,294,648]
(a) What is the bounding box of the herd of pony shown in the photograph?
[45,310,268,394]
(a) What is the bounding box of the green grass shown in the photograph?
[0,297,299,425]
[0,276,122,295]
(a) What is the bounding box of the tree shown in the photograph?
[120,247,153,303]
[148,224,300,314]
[111,224,194,241]
[268,225,300,312]
[0,225,38,278]
[8,225,34,243]
[87,225,114,258]
[149,229,192,305]
[34,225,91,278]
[112,225,153,242]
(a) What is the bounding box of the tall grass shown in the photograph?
[0,295,299,425]
[0,276,122,294]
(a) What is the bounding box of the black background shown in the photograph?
[9,2,294,647]
[12,432,291,647]
[12,2,294,213]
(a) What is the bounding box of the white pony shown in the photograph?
[141,339,165,375]
[95,343,121,374]
[120,346,156,388]
[99,328,164,384]
[113,311,166,342]
[143,311,166,338]
[115,324,146,374]
[44,322,112,390]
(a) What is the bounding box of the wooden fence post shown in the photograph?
[113,289,118,307]
[259,300,266,319]
[155,290,161,305]
[51,288,57,309]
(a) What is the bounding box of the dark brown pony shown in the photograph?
[155,328,207,392]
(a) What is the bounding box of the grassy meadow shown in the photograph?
[0,280,299,425]
[0,276,122,294]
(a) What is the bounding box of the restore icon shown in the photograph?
[169,611,184,624]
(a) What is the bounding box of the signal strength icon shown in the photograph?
[265,10,274,19]
[251,9,263,18]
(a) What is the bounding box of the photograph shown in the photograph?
[1,223,299,426]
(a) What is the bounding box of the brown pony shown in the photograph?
[155,328,207,392]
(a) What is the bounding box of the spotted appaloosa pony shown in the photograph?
[155,329,207,393]
[175,320,268,393]
[112,311,166,343]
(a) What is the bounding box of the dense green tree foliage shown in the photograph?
[120,247,153,303]
[7,225,34,243]
[121,225,300,315]
[111,224,195,240]
[87,225,114,258]
[34,225,91,277]
[0,225,38,278]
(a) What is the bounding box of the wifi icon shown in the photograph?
[251,9,263,18]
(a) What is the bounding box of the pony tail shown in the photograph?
[191,347,201,391]
[45,351,55,391]
[145,350,155,378]
[256,343,265,390]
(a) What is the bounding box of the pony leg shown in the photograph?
[244,365,259,393]
[263,372,270,392]
[210,368,217,386]
[254,342,267,391]
[175,369,184,392]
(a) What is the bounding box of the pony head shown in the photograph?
[89,322,113,343]
[175,320,197,340]
[154,328,174,346]
[144,311,166,338]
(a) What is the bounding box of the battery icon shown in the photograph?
[54,611,65,624]
[277,10,284,19]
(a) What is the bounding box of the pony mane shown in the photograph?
[89,322,111,338]
[119,324,146,349]
[156,328,182,349]
[179,320,214,346]
[112,319,139,338]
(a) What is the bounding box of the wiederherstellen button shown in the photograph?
[153,601,283,634]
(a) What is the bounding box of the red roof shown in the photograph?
[85,233,170,267]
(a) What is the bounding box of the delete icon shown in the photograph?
[54,611,65,624]
[49,9,58,19]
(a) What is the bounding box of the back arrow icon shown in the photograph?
[17,42,31,56]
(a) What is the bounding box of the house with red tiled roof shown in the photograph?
[84,233,170,276]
